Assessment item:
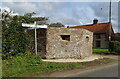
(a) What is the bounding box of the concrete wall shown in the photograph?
[93,34,109,49]
[26,29,47,57]
[37,29,47,58]
[27,28,93,59]
[45,28,93,59]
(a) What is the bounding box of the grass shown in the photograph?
[0,54,1,78]
[2,52,116,77]
[93,48,109,54]
[2,53,83,77]
[2,48,115,77]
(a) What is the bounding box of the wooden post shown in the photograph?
[34,21,37,54]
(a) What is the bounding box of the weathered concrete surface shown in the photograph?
[42,54,119,63]
[45,28,93,59]
[42,54,104,62]
[37,29,47,58]
[27,28,93,59]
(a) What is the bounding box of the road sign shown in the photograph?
[22,21,48,55]
[22,23,47,28]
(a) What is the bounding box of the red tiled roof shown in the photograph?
[70,22,114,34]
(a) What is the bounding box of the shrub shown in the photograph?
[2,17,29,60]
[109,41,120,54]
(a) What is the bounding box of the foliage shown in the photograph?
[109,41,120,54]
[2,9,50,59]
[93,49,109,54]
[19,12,48,24]
[2,53,82,77]
[2,15,29,59]
[48,22,64,27]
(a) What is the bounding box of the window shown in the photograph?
[96,40,101,48]
[60,35,70,41]
[86,36,89,41]
[96,35,101,39]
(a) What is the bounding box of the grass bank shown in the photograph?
[2,52,116,77]
[2,53,83,77]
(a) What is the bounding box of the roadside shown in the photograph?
[2,53,119,77]
[34,54,118,77]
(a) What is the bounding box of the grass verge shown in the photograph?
[93,48,109,54]
[0,54,1,78]
[2,53,83,77]
[2,53,116,77]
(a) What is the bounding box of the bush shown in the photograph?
[2,17,29,60]
[109,41,120,54]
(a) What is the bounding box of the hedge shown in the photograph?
[109,41,120,54]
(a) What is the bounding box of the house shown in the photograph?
[27,28,93,59]
[69,19,114,49]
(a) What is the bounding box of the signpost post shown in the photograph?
[34,21,37,55]
[22,21,47,55]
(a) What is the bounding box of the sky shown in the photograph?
[0,0,119,33]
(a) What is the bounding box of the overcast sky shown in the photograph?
[1,0,119,33]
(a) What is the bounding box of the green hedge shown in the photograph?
[109,41,120,54]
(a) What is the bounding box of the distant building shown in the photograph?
[70,19,114,49]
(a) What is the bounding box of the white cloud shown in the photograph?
[37,2,65,12]
[2,2,38,15]
[1,7,10,11]
[1,2,119,32]
[2,0,119,2]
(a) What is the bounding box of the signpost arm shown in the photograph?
[22,21,47,55]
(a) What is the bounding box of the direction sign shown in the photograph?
[22,21,48,55]
[22,23,47,28]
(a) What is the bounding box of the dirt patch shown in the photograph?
[35,58,117,77]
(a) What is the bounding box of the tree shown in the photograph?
[2,10,49,59]
[48,22,64,27]
[2,15,29,59]
[19,12,48,24]
[1,10,30,59]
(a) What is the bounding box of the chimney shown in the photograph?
[67,26,69,28]
[93,19,98,24]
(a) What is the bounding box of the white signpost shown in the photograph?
[22,21,47,55]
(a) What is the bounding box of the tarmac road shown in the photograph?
[70,63,118,77]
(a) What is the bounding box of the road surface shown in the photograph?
[70,63,118,77]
